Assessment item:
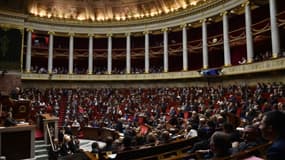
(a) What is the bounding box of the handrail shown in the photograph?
[46,123,55,151]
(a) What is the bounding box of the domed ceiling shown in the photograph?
[28,0,208,22]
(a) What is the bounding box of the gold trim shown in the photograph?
[48,31,55,35]
[272,54,278,58]
[180,24,187,28]
[241,0,250,7]
[143,31,150,35]
[247,59,253,63]
[88,33,94,37]
[220,11,228,16]
[106,33,113,37]
[224,63,232,67]
[203,65,208,69]
[24,0,228,26]
[94,34,106,38]
[0,24,24,30]
[200,18,207,23]
[68,32,75,36]
[125,32,131,36]
[161,28,168,32]
[26,28,34,32]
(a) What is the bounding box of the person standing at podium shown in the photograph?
[10,87,20,100]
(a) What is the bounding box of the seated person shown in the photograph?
[238,125,264,151]
[4,111,17,127]
[207,131,232,159]
[259,110,285,160]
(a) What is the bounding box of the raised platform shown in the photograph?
[0,125,35,160]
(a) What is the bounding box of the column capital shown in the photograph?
[161,28,168,32]
[180,24,187,28]
[106,33,113,37]
[125,32,131,36]
[68,32,75,36]
[220,11,228,16]
[143,30,150,35]
[48,31,55,35]
[241,0,250,7]
[88,33,94,37]
[199,18,207,23]
[26,28,34,32]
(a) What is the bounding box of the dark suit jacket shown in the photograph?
[267,137,285,160]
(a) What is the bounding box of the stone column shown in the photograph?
[25,28,33,73]
[68,33,74,74]
[269,0,280,58]
[144,31,150,73]
[244,1,254,63]
[202,19,208,69]
[107,34,112,74]
[88,34,93,74]
[222,11,231,66]
[182,24,188,71]
[126,32,131,74]
[48,31,54,74]
[163,28,168,72]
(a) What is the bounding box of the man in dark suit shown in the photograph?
[259,110,285,160]
[4,111,17,127]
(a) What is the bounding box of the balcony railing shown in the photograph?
[21,57,285,81]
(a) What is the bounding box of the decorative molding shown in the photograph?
[48,31,55,35]
[125,32,131,36]
[272,54,278,58]
[68,32,75,36]
[222,58,285,75]
[161,28,168,32]
[88,33,94,37]
[106,33,113,37]
[220,11,228,16]
[21,58,285,81]
[203,65,209,69]
[224,63,232,67]
[26,28,34,32]
[180,24,187,28]
[0,0,244,34]
[241,0,250,7]
[143,30,150,35]
[200,18,207,23]
[21,70,202,81]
